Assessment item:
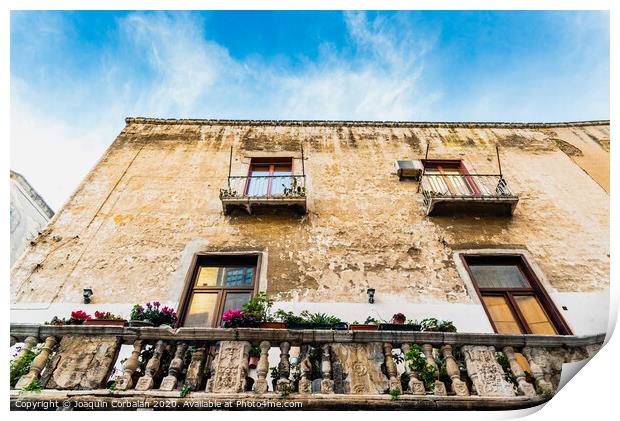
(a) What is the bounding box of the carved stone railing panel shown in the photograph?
[206,341,250,393]
[463,345,515,397]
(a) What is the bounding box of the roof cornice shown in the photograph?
[125,117,609,129]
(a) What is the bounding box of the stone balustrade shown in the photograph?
[10,323,604,410]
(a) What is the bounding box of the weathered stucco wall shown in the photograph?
[10,119,609,334]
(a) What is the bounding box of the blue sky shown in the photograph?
[10,10,609,209]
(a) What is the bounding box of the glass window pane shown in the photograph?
[222,292,252,316]
[515,295,558,335]
[184,292,219,327]
[470,265,531,289]
[482,295,524,334]
[220,267,251,286]
[195,267,219,287]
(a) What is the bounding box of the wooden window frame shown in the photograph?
[176,253,263,328]
[461,253,572,335]
[244,157,294,198]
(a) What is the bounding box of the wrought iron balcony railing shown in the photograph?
[220,175,307,215]
[420,174,519,216]
[10,323,603,410]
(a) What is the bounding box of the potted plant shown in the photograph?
[349,316,380,331]
[242,293,286,329]
[420,318,457,332]
[379,313,421,331]
[130,301,177,327]
[45,310,92,326]
[84,311,128,326]
[248,345,261,369]
[221,309,259,328]
[280,310,348,330]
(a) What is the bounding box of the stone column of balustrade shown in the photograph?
[441,344,469,396]
[503,346,536,397]
[15,336,56,390]
[135,340,165,391]
[14,336,38,361]
[400,343,425,395]
[320,344,335,394]
[383,343,403,394]
[522,347,553,394]
[277,341,291,392]
[115,340,143,390]
[298,345,313,394]
[423,343,447,395]
[185,347,206,391]
[254,341,271,394]
[160,342,188,391]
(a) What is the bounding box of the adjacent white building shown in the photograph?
[10,170,54,266]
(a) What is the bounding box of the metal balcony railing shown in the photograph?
[420,174,518,216]
[220,175,306,200]
[220,175,307,215]
[10,323,603,410]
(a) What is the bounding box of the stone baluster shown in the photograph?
[15,336,38,361]
[522,347,553,394]
[298,345,312,394]
[135,340,165,391]
[115,340,143,390]
[441,345,469,396]
[423,343,446,396]
[503,347,536,397]
[160,342,188,391]
[254,341,271,394]
[383,343,402,393]
[15,336,56,390]
[277,341,291,392]
[185,347,206,391]
[320,344,335,394]
[400,343,425,395]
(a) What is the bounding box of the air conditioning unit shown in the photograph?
[395,160,423,180]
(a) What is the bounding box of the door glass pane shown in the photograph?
[470,265,531,289]
[482,295,523,334]
[184,292,219,327]
[515,295,558,335]
[195,267,219,287]
[247,166,270,197]
[221,292,252,317]
[271,164,293,196]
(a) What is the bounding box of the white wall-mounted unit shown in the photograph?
[395,160,423,180]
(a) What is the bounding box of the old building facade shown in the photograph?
[10,118,609,409]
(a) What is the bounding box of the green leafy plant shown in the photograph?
[21,379,43,393]
[107,381,117,392]
[220,187,238,198]
[300,311,342,325]
[278,383,293,397]
[274,310,304,325]
[419,318,457,332]
[270,366,279,380]
[249,345,261,358]
[242,293,275,322]
[389,388,401,401]
[495,352,519,391]
[404,344,438,391]
[10,348,38,387]
[179,384,191,398]
[364,316,381,325]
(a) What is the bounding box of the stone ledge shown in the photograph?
[10,323,606,348]
[10,390,549,411]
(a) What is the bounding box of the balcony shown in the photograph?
[10,323,602,410]
[220,175,307,215]
[420,174,519,217]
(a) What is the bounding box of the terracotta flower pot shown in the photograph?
[349,324,379,331]
[84,319,128,327]
[248,356,259,369]
[260,322,287,329]
[129,320,154,327]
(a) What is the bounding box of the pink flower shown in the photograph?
[153,301,160,308]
